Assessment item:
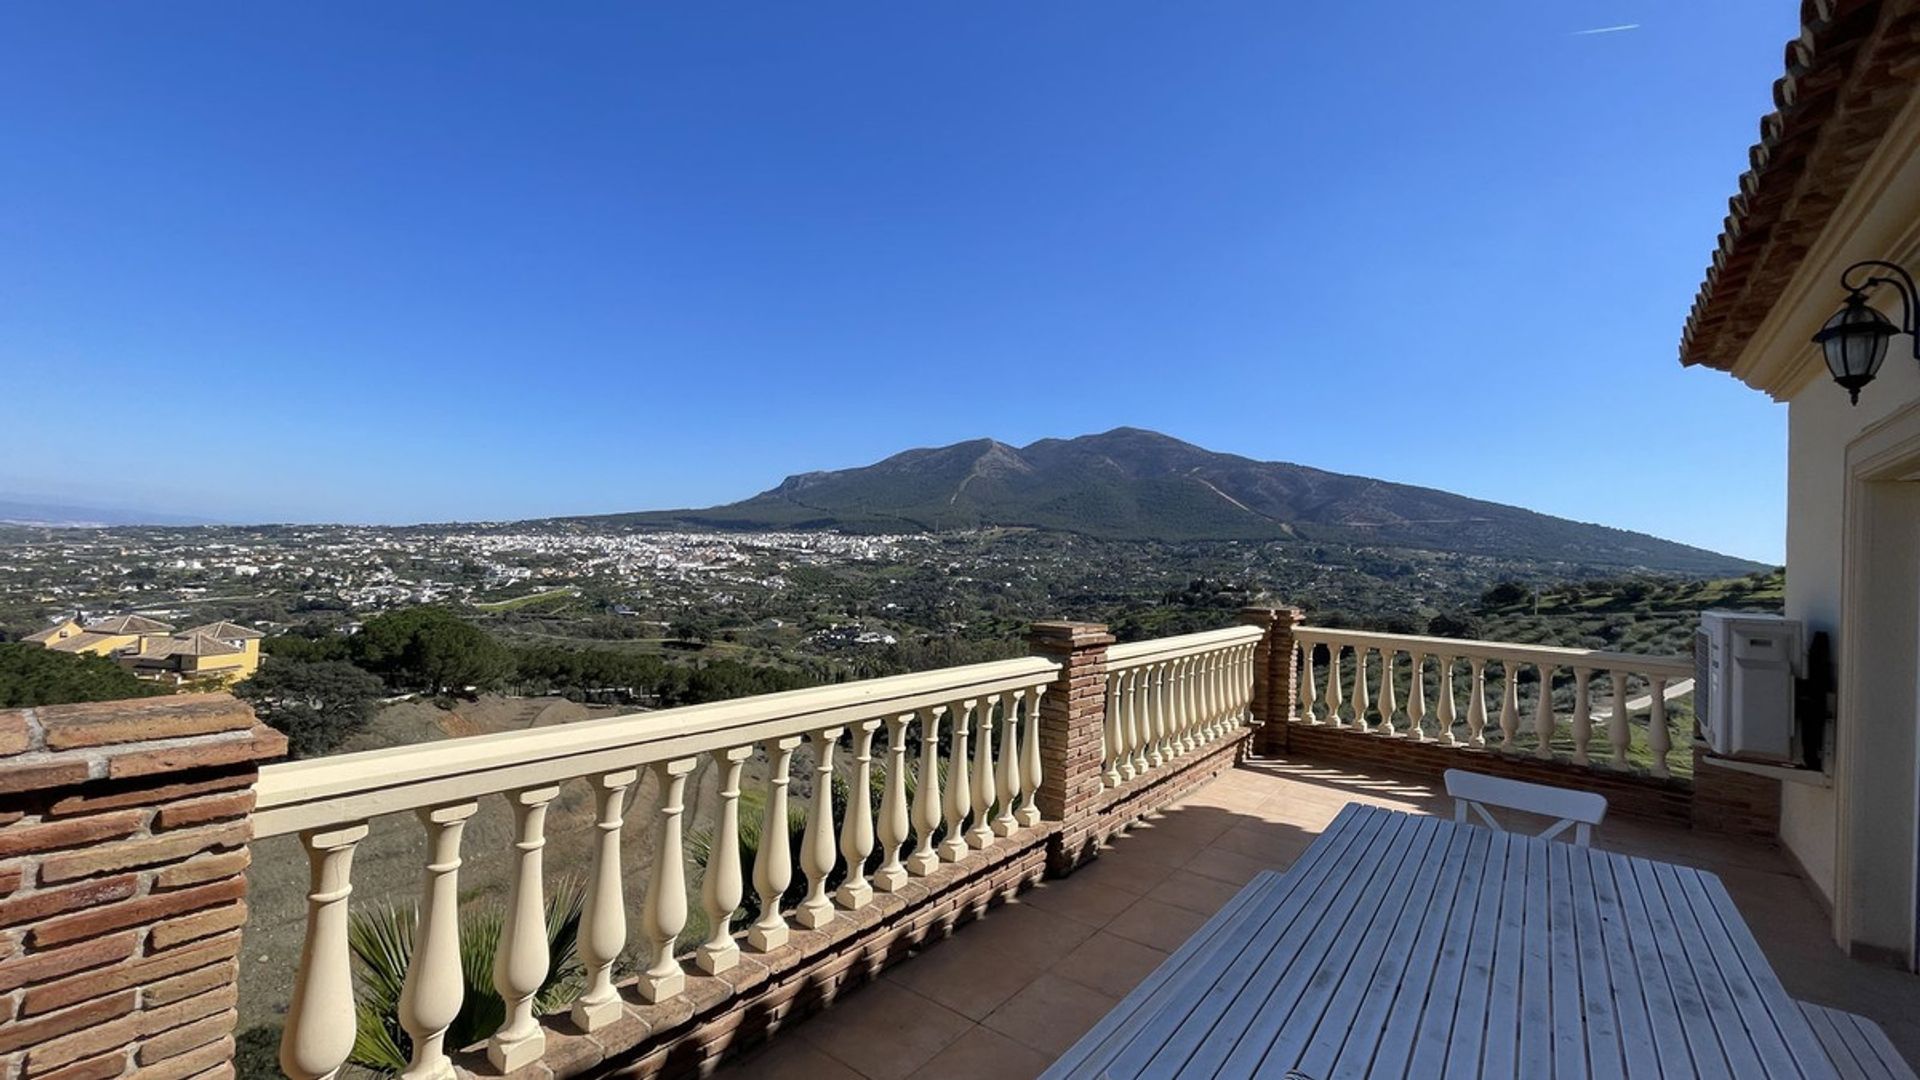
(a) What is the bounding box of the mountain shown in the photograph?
[603,428,1762,575]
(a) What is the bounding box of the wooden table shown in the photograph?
[1046,802,1839,1079]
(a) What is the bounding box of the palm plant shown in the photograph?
[346,878,586,1076]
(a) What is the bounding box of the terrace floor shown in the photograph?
[720,755,1920,1080]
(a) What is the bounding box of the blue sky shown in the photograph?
[1,3,1792,561]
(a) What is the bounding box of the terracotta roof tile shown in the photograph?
[1680,0,1920,372]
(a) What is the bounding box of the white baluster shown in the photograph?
[1571,668,1594,766]
[1648,676,1672,778]
[1126,668,1148,776]
[1103,672,1123,787]
[968,693,998,849]
[1435,657,1457,746]
[1301,641,1320,723]
[698,749,751,974]
[281,822,367,1080]
[1609,669,1632,768]
[1351,646,1371,733]
[1407,652,1427,741]
[402,803,476,1078]
[1466,658,1488,747]
[747,735,802,951]
[835,719,879,910]
[574,771,636,1029]
[874,714,911,892]
[1499,661,1520,751]
[939,701,974,862]
[797,727,843,929]
[993,690,1021,837]
[1377,649,1399,737]
[637,758,695,1001]
[907,706,944,875]
[1178,656,1195,749]
[1533,664,1557,759]
[1326,643,1346,727]
[489,785,559,1070]
[1019,686,1044,827]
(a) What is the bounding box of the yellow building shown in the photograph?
[121,622,263,685]
[22,614,263,685]
[23,614,175,658]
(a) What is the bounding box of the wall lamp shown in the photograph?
[1814,260,1920,404]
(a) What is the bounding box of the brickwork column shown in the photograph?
[1028,621,1114,826]
[0,693,286,1079]
[1240,606,1303,758]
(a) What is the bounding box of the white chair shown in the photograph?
[1443,769,1607,846]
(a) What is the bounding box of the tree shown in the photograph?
[0,644,166,708]
[1426,612,1484,640]
[350,607,514,694]
[234,659,385,758]
[1478,581,1531,611]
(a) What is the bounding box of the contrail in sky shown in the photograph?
[1572,23,1641,35]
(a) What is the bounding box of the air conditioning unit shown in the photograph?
[1695,611,1803,763]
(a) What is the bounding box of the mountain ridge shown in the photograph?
[598,428,1762,576]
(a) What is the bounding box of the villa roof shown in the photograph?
[1679,0,1920,372]
[135,632,242,660]
[82,614,175,635]
[22,620,80,644]
[46,632,117,654]
[184,621,263,641]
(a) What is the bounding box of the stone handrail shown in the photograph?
[1099,625,1262,791]
[1290,625,1693,777]
[258,654,1062,1079]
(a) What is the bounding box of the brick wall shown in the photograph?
[1240,606,1300,757]
[0,694,285,1080]
[1691,748,1783,843]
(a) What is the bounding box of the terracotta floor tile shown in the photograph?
[958,899,1097,965]
[982,972,1121,1057]
[1144,869,1245,917]
[1105,896,1210,953]
[1016,872,1141,928]
[1053,930,1171,995]
[1182,845,1274,886]
[884,931,1046,1021]
[911,1025,1054,1080]
[797,980,973,1080]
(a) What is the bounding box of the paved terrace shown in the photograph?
[724,757,1920,1080]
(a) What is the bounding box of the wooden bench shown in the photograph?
[1800,1001,1918,1079]
[1444,768,1608,846]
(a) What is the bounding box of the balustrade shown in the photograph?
[1099,627,1261,791]
[253,655,1063,1080]
[1290,626,1692,778]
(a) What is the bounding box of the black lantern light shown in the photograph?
[1814,260,1919,404]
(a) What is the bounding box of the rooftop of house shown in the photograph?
[81,613,175,635]
[1680,0,1920,371]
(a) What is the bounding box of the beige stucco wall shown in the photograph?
[1784,352,1920,912]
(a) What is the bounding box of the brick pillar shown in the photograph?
[1240,606,1303,758]
[1028,621,1114,827]
[0,693,286,1079]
